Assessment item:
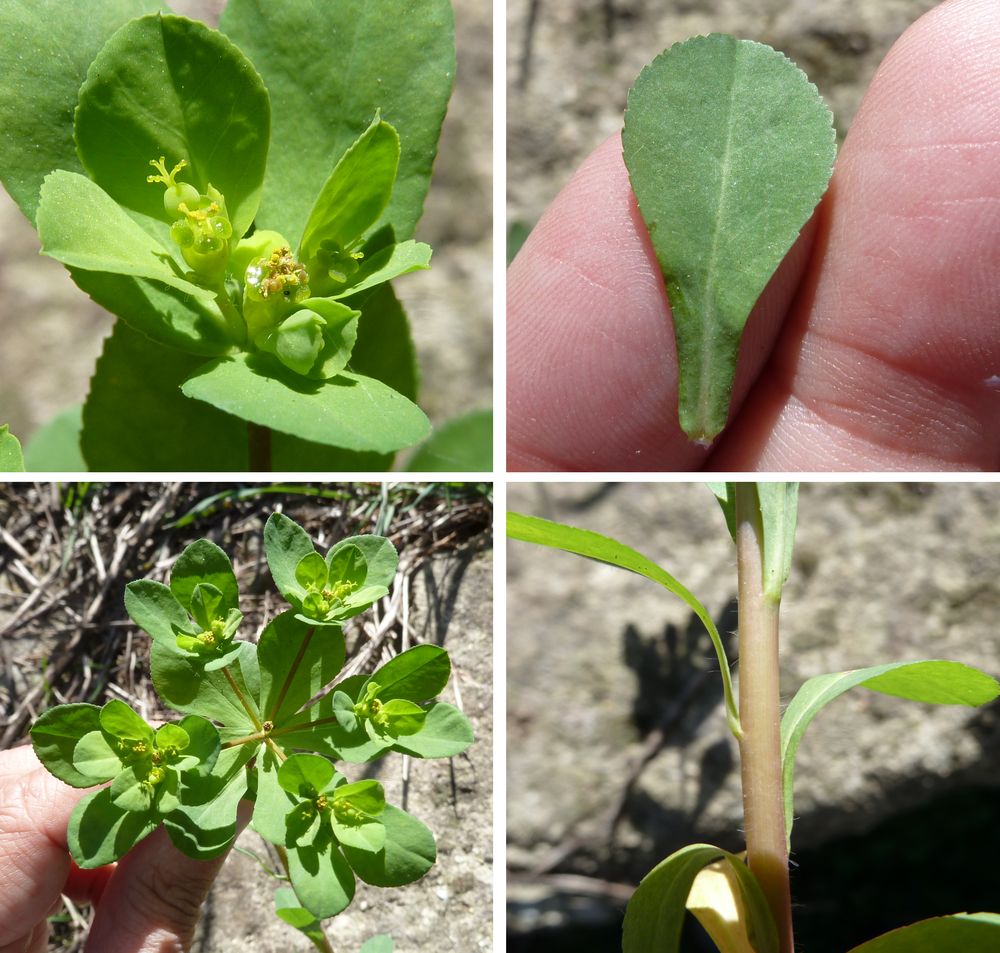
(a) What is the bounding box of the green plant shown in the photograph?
[508,484,1000,952]
[622,36,836,444]
[0,1,462,471]
[31,512,474,951]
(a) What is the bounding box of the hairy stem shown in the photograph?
[268,625,317,723]
[223,666,263,732]
[734,483,794,952]
[275,845,336,953]
[248,423,272,471]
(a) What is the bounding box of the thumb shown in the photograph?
[83,802,251,953]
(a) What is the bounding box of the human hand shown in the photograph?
[0,744,243,953]
[508,0,1000,471]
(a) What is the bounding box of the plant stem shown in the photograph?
[213,285,247,345]
[248,423,272,471]
[274,845,336,953]
[734,483,794,953]
[223,666,263,732]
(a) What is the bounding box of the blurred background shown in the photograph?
[507,0,938,259]
[507,482,1000,951]
[0,0,491,455]
[0,481,492,952]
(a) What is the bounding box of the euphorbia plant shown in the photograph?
[31,512,474,951]
[0,1,457,471]
[508,484,1000,952]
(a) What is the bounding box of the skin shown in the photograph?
[0,745,246,953]
[508,0,1000,471]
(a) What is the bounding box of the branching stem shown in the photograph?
[734,483,794,953]
[222,665,262,732]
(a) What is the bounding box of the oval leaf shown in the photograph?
[622,844,778,953]
[31,704,104,788]
[219,0,454,244]
[369,645,451,704]
[0,425,25,472]
[0,0,160,223]
[780,660,1000,840]
[340,804,436,888]
[180,355,430,453]
[622,35,836,442]
[75,13,269,237]
[171,539,239,615]
[391,702,474,760]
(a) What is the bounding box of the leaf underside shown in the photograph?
[623,34,836,442]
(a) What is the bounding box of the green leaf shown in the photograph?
[360,937,394,953]
[252,747,291,846]
[369,645,451,704]
[72,268,236,357]
[299,299,361,380]
[333,817,386,854]
[0,425,25,472]
[507,512,742,738]
[622,34,836,442]
[68,787,158,869]
[155,723,190,753]
[125,579,193,647]
[327,544,367,590]
[171,539,239,615]
[278,754,336,799]
[847,913,1000,952]
[330,536,398,591]
[81,320,249,471]
[258,611,345,725]
[0,0,163,224]
[182,356,430,453]
[100,700,153,742]
[756,482,798,602]
[37,172,216,301]
[295,552,329,592]
[340,804,436,888]
[287,834,356,919]
[72,731,123,782]
[330,240,432,301]
[218,0,454,244]
[110,765,156,813]
[274,886,328,947]
[23,406,85,471]
[781,660,1000,840]
[706,482,737,543]
[392,702,474,760]
[405,409,493,472]
[279,676,391,764]
[75,13,269,237]
[622,844,778,953]
[264,513,316,601]
[172,715,220,774]
[378,699,426,737]
[334,779,385,816]
[150,640,260,731]
[165,747,252,860]
[299,116,400,261]
[31,704,104,788]
[349,283,419,402]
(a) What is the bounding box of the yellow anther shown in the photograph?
[147,156,188,187]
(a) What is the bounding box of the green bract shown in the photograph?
[31,513,474,942]
[0,2,455,470]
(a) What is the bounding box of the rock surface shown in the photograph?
[507,483,1000,928]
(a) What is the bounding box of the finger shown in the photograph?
[84,801,252,953]
[710,0,1000,470]
[507,131,818,470]
[0,746,101,945]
